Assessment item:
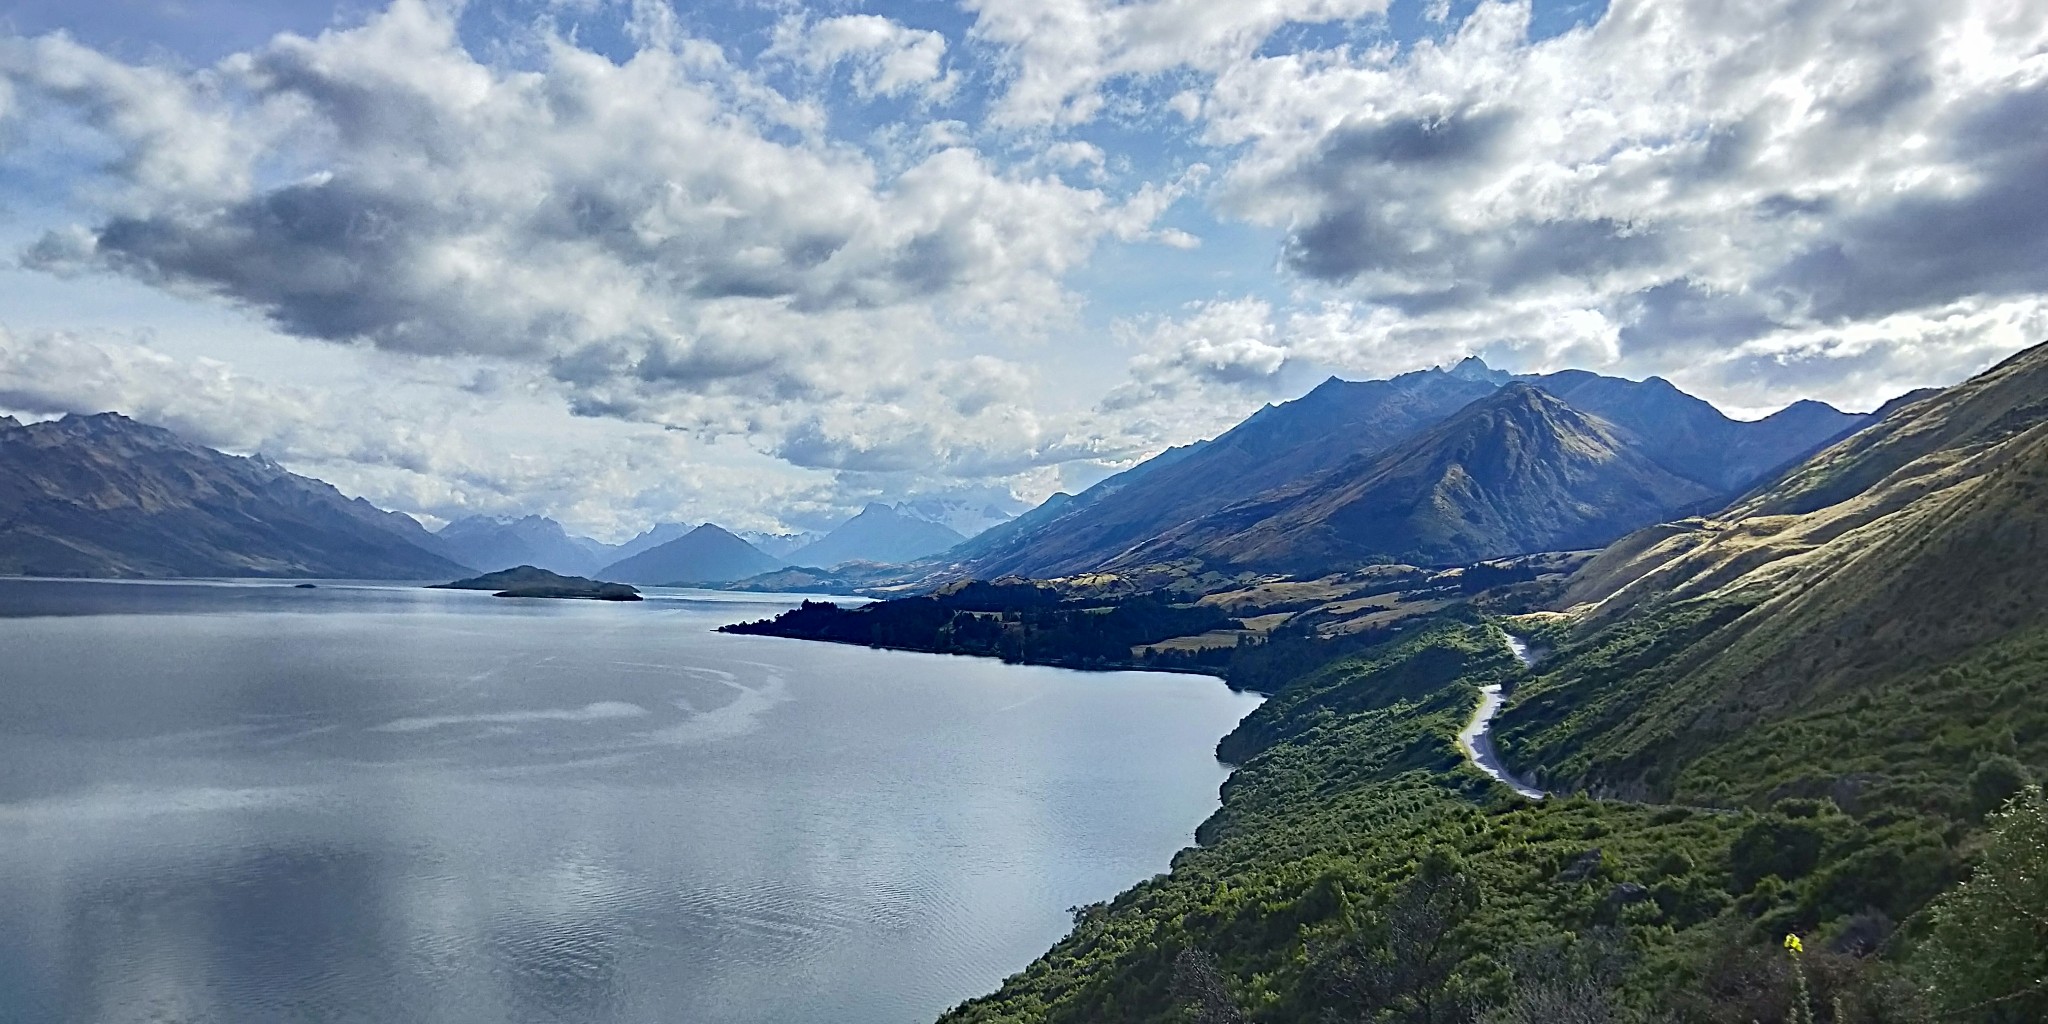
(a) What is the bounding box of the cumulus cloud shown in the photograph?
[770,14,957,101]
[965,0,1392,126]
[0,0,1183,482]
[1197,0,2048,407]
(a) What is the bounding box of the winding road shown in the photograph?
[1456,633,1547,799]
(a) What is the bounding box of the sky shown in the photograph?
[0,0,2043,539]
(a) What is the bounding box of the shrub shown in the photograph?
[1921,786,2048,1022]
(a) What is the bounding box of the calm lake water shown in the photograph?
[0,579,1261,1024]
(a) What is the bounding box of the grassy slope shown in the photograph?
[1499,344,2048,801]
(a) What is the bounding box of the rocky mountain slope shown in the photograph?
[951,359,1863,580]
[0,413,467,579]
[1504,339,2048,803]
[1118,384,1721,574]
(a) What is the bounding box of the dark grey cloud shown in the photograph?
[1273,104,1667,308]
[1617,279,1780,356]
[1769,81,2048,323]
[67,180,486,354]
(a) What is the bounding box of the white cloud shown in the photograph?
[0,0,1185,485]
[1194,0,2048,411]
[0,325,861,539]
[965,0,1393,126]
[771,14,957,101]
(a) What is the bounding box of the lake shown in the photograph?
[0,579,1261,1024]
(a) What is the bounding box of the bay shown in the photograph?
[0,578,1260,1024]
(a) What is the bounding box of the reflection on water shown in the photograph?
[0,579,1260,1024]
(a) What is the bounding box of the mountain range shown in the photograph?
[941,357,1868,579]
[1116,382,1724,574]
[432,514,616,577]
[934,342,2048,1024]
[0,358,1871,584]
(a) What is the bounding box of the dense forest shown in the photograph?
[721,586,1243,671]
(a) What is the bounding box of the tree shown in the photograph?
[1173,949,1248,1024]
[1324,849,1483,1024]
[1922,785,2048,1022]
[1967,755,2032,819]
[1479,932,1637,1024]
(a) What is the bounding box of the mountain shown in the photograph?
[0,412,469,579]
[1525,371,1867,491]
[896,497,1017,538]
[433,514,610,576]
[598,524,785,585]
[945,491,1077,564]
[946,358,1862,580]
[953,370,1504,579]
[1119,383,1720,574]
[607,521,696,563]
[739,529,823,558]
[788,503,968,567]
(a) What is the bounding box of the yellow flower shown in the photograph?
[1783,934,1804,954]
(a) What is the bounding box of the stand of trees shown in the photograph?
[722,592,1242,671]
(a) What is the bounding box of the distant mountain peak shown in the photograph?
[1447,355,1513,384]
[0,415,21,430]
[598,521,782,585]
[434,512,612,575]
[789,502,968,568]
[1772,397,1845,415]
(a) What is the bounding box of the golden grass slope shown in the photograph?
[1523,341,2048,792]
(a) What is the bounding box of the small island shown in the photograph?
[430,565,642,601]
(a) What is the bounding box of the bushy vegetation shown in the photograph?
[936,606,2048,1024]
[1920,786,2048,1021]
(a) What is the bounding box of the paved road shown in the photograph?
[1456,632,1547,799]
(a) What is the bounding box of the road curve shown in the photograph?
[1456,632,1546,799]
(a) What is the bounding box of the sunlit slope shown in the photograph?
[1503,340,2048,802]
